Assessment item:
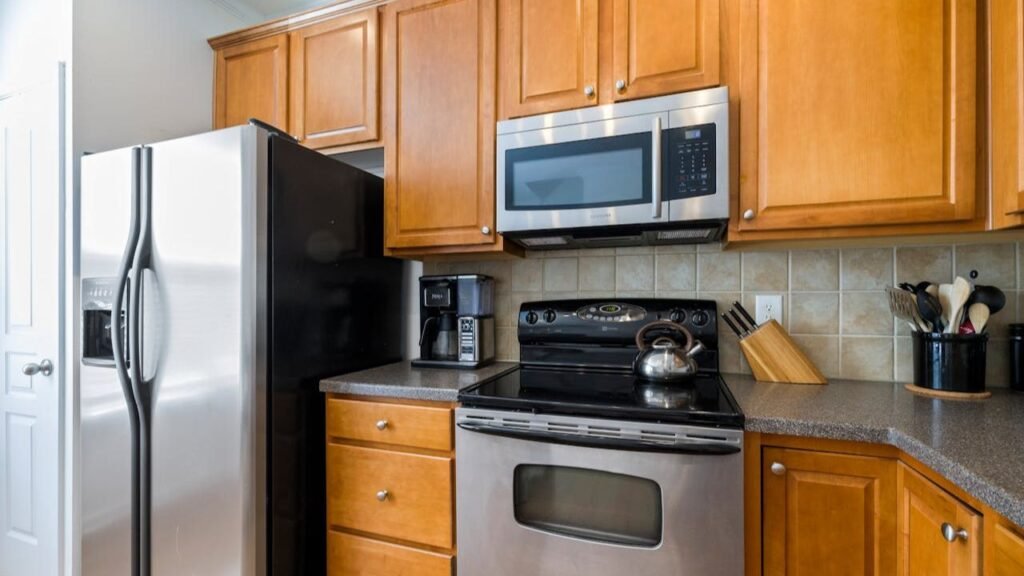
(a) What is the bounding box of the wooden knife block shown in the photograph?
[739,320,827,385]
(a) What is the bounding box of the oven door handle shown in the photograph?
[456,421,740,455]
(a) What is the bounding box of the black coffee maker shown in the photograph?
[414,274,495,369]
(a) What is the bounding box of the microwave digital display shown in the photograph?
[666,123,716,200]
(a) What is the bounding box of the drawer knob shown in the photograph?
[376,490,389,502]
[584,84,595,97]
[615,79,627,92]
[941,522,968,542]
[770,462,786,476]
[376,419,389,431]
[743,209,755,221]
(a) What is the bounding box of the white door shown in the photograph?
[0,71,63,576]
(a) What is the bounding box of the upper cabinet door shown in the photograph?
[383,0,497,249]
[499,0,599,118]
[737,0,978,232]
[215,35,289,130]
[991,0,1024,228]
[610,0,719,101]
[289,8,379,150]
[897,464,981,576]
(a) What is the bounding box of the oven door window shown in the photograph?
[504,133,652,211]
[513,464,662,547]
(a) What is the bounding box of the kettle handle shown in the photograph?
[635,320,694,352]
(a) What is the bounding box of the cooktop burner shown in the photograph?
[459,367,744,428]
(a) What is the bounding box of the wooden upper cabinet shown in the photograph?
[991,0,1024,228]
[610,0,719,101]
[736,0,977,232]
[215,34,289,130]
[499,0,598,118]
[897,463,981,576]
[289,8,379,149]
[383,0,497,250]
[762,447,897,575]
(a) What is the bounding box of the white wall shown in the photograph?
[0,0,72,94]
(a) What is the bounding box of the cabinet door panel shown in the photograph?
[992,0,1024,227]
[500,0,598,118]
[383,0,496,249]
[290,9,379,149]
[215,35,289,130]
[988,521,1024,576]
[897,463,980,576]
[763,447,896,576]
[737,0,976,231]
[611,0,719,101]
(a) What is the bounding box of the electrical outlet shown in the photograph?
[755,294,783,325]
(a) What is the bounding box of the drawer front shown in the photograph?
[327,444,453,549]
[326,397,452,451]
[327,530,452,576]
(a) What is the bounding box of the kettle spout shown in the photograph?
[686,340,705,358]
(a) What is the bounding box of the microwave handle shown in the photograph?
[651,116,662,219]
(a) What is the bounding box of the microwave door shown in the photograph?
[497,112,670,233]
[666,103,730,222]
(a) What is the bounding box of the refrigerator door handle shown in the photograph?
[110,146,144,576]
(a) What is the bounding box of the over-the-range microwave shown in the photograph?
[497,86,728,249]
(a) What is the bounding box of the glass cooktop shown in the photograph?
[458,367,744,428]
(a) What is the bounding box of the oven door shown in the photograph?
[497,112,670,233]
[455,408,744,576]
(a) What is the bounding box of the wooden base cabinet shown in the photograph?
[897,463,981,576]
[325,396,455,576]
[761,446,897,575]
[986,517,1024,576]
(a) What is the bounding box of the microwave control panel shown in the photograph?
[666,123,716,199]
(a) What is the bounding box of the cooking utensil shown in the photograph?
[917,291,944,333]
[633,320,704,382]
[733,301,758,329]
[722,313,744,339]
[898,282,917,293]
[728,309,753,336]
[968,303,991,333]
[925,284,939,298]
[944,277,971,334]
[938,284,953,328]
[968,285,1006,316]
[887,287,929,332]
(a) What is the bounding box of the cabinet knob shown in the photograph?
[743,209,755,221]
[615,79,627,92]
[376,489,389,502]
[770,462,786,476]
[481,226,491,235]
[584,85,595,97]
[941,522,968,542]
[375,419,389,431]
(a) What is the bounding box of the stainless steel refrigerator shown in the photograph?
[79,123,403,575]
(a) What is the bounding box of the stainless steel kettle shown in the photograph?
[633,320,705,382]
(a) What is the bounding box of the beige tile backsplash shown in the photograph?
[424,242,1022,386]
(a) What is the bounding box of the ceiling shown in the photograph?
[210,0,338,23]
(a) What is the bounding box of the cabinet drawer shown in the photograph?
[327,444,453,549]
[326,397,452,451]
[327,530,452,576]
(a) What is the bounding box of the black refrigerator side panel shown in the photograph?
[267,136,403,576]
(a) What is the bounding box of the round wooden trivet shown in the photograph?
[904,383,991,400]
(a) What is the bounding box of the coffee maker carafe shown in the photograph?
[414,275,495,369]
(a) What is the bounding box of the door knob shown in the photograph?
[615,79,627,92]
[376,419,389,431]
[770,462,786,476]
[481,226,491,235]
[22,359,53,377]
[376,490,389,502]
[941,522,968,542]
[743,209,755,221]
[583,85,595,97]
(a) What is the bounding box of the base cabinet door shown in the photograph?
[214,34,289,130]
[897,463,981,576]
[610,0,719,102]
[289,8,379,150]
[736,0,978,232]
[987,519,1024,576]
[762,447,897,576]
[382,0,497,250]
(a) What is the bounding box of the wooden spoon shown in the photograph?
[968,303,991,333]
[938,284,953,329]
[944,277,971,334]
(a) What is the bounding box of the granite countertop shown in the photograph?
[725,374,1024,529]
[319,361,519,402]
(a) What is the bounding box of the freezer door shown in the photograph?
[144,126,266,576]
[80,146,136,576]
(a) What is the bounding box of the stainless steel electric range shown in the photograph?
[455,298,744,576]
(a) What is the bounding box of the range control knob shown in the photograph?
[690,310,710,327]
[668,309,686,324]
[525,311,539,325]
[543,309,557,323]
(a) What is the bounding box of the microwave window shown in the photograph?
[513,464,663,547]
[505,132,652,210]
